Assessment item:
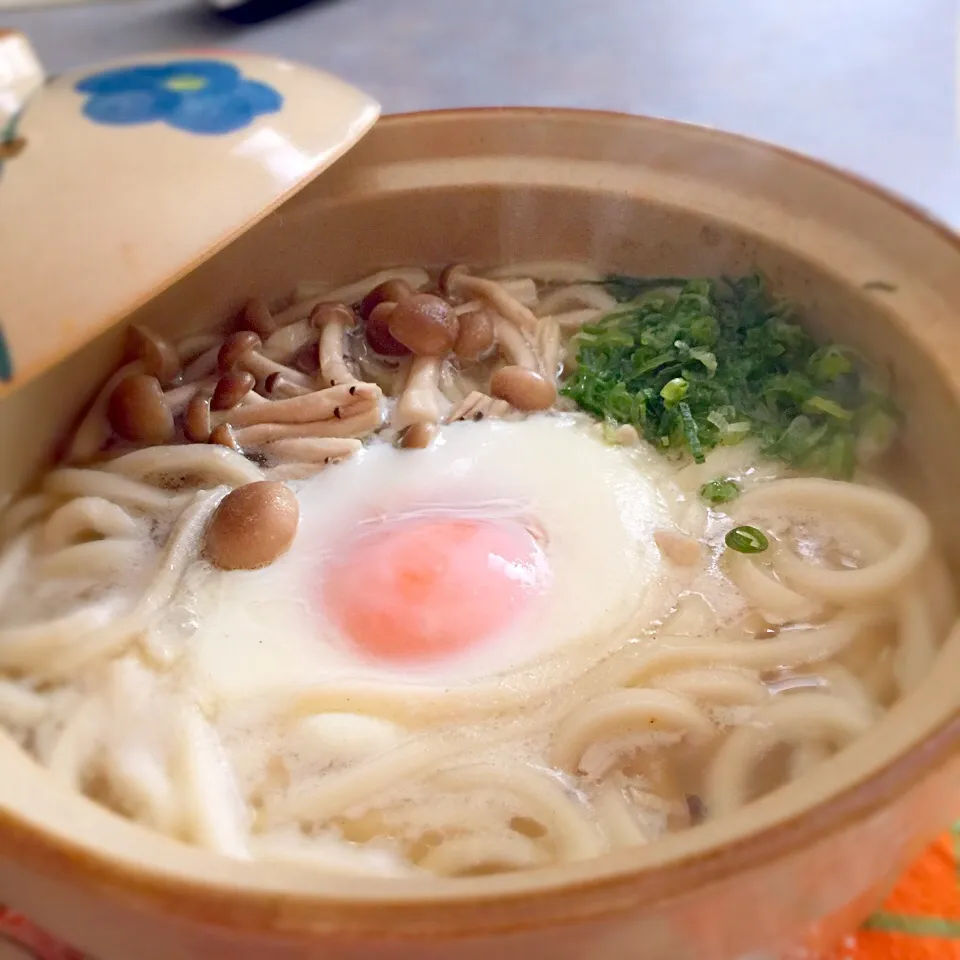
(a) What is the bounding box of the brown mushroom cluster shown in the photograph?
[69,264,565,477]
[58,264,577,570]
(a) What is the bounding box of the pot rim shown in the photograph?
[3,105,960,937]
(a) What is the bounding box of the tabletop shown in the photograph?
[4,0,959,226]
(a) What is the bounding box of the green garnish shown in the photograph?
[725,525,769,553]
[660,377,689,405]
[700,478,740,505]
[561,274,895,476]
[600,274,689,303]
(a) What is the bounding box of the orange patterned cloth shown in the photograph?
[2,829,960,959]
[824,825,960,960]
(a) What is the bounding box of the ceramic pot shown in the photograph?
[1,35,959,960]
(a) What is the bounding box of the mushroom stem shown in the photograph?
[395,357,444,430]
[285,268,431,323]
[537,318,562,384]
[446,272,538,333]
[257,438,363,463]
[242,352,313,389]
[262,319,317,365]
[447,391,513,424]
[233,404,383,445]
[263,373,311,399]
[315,310,359,387]
[66,360,145,464]
[452,278,538,315]
[225,383,382,428]
[181,345,221,384]
[125,325,181,384]
[177,334,222,363]
[164,382,206,417]
[241,297,278,339]
[494,317,540,371]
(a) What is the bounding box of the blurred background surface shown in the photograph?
[4,0,959,224]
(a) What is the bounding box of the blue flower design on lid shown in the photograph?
[75,59,283,136]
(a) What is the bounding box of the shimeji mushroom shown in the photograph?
[397,422,437,449]
[225,383,383,448]
[218,331,313,389]
[447,391,514,424]
[241,297,279,340]
[209,423,243,453]
[232,400,383,446]
[364,301,410,357]
[359,278,414,315]
[261,316,320,365]
[125,325,181,385]
[395,357,444,430]
[453,308,495,361]
[162,381,208,417]
[66,360,145,462]
[204,480,300,571]
[439,264,539,333]
[107,373,176,445]
[183,372,259,442]
[387,294,459,357]
[189,379,378,444]
[254,438,364,478]
[493,316,539,372]
[226,382,382,428]
[489,366,557,412]
[263,372,311,399]
[272,267,430,330]
[311,302,360,387]
[536,317,562,385]
[212,371,257,411]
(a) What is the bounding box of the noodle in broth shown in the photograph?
[0,263,952,879]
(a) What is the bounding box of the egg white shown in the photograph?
[179,416,679,701]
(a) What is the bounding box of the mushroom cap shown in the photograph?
[388,293,459,357]
[242,297,276,339]
[454,308,496,360]
[219,331,263,373]
[210,423,243,453]
[359,279,413,321]
[212,371,256,412]
[489,365,557,412]
[204,481,300,571]
[263,372,309,399]
[107,373,175,445]
[125,325,180,384]
[438,263,469,300]
[364,302,410,357]
[310,302,357,330]
[184,394,213,443]
[398,421,437,449]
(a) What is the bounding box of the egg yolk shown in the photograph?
[321,516,549,663]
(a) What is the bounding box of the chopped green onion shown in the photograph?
[803,395,853,421]
[700,479,740,505]
[725,525,769,554]
[561,274,895,474]
[677,400,704,463]
[660,377,689,406]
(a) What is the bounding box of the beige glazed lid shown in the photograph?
[0,31,380,400]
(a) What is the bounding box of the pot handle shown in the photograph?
[0,30,44,158]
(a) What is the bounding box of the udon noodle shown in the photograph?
[0,262,952,880]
